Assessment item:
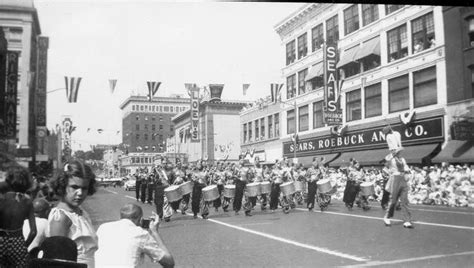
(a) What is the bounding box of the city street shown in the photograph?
[83,186,474,267]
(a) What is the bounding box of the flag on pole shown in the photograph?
[270,83,283,103]
[147,81,161,101]
[291,133,299,144]
[97,129,103,134]
[64,76,82,103]
[109,79,117,94]
[243,84,250,96]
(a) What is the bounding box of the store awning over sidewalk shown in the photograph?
[432,140,474,163]
[305,62,324,81]
[353,37,380,61]
[336,45,359,68]
[297,153,339,167]
[329,144,439,167]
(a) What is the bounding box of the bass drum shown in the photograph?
[202,185,219,202]
[260,181,271,195]
[223,185,236,198]
[164,185,183,202]
[245,182,261,197]
[317,179,332,194]
[360,182,375,196]
[280,181,296,196]
[179,181,194,196]
[294,181,306,192]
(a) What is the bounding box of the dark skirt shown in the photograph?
[343,180,359,205]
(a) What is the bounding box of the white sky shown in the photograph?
[36,0,305,151]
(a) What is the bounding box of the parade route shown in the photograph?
[85,187,474,267]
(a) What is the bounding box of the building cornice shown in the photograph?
[119,95,190,109]
[274,3,331,39]
[0,2,41,34]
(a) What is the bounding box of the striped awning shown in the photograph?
[305,62,324,81]
[353,37,380,61]
[336,45,360,68]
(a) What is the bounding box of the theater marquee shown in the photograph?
[283,116,444,157]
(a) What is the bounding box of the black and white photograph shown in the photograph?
[0,0,473,267]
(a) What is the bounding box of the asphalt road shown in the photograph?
[82,186,474,267]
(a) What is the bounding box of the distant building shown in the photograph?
[119,94,190,173]
[0,0,47,168]
[241,4,472,167]
[171,97,248,164]
[103,148,123,178]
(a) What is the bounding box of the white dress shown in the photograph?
[46,207,98,268]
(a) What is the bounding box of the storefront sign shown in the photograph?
[323,42,342,125]
[451,121,474,141]
[0,52,19,139]
[190,86,200,142]
[36,36,49,127]
[283,116,444,157]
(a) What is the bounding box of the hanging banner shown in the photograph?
[190,85,200,143]
[36,36,48,127]
[0,51,19,139]
[323,42,343,125]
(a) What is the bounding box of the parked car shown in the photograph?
[124,178,136,191]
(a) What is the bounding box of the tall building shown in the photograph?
[241,4,472,167]
[118,94,190,174]
[0,0,47,168]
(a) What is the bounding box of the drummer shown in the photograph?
[154,162,173,222]
[221,164,235,212]
[252,158,268,211]
[233,158,252,217]
[210,162,224,212]
[172,160,190,215]
[191,160,211,219]
[305,157,323,212]
[281,159,296,211]
[294,163,306,206]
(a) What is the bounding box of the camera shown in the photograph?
[141,218,152,229]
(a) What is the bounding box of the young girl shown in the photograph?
[0,166,37,267]
[47,160,98,268]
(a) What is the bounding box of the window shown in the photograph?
[346,89,361,121]
[412,12,435,53]
[144,124,148,130]
[164,106,169,112]
[144,134,148,140]
[260,118,265,140]
[248,121,253,141]
[313,101,324,129]
[136,124,140,131]
[152,124,155,131]
[311,24,324,52]
[298,105,309,132]
[286,40,296,65]
[274,113,280,137]
[414,66,437,107]
[297,33,308,59]
[298,69,308,95]
[362,4,379,26]
[132,105,135,111]
[170,106,173,112]
[255,120,259,140]
[387,24,408,62]
[136,134,139,140]
[268,115,273,139]
[159,135,163,141]
[159,116,163,121]
[468,16,474,47]
[159,125,163,130]
[152,133,156,140]
[140,105,144,111]
[326,15,339,44]
[388,74,409,112]
[159,106,162,112]
[152,117,155,121]
[365,83,382,118]
[385,5,402,15]
[344,5,360,35]
[152,106,155,112]
[287,74,297,99]
[136,115,139,121]
[243,123,247,143]
[287,109,296,134]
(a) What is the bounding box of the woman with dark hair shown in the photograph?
[0,165,37,268]
[46,160,98,268]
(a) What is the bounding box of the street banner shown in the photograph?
[270,83,283,103]
[190,85,200,143]
[0,51,19,139]
[36,36,48,127]
[109,79,117,94]
[242,84,250,96]
[65,76,82,103]
[209,84,224,101]
[147,81,161,101]
[323,42,343,125]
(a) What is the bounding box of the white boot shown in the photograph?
[383,217,391,226]
[403,222,414,229]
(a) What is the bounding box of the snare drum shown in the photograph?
[360,182,375,196]
[245,182,261,197]
[317,179,332,194]
[179,181,194,196]
[164,185,183,202]
[260,181,271,194]
[294,181,305,192]
[202,185,219,201]
[223,185,235,198]
[280,181,296,196]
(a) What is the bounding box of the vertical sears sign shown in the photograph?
[190,86,200,142]
[323,42,343,125]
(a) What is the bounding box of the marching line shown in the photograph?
[295,208,474,230]
[342,251,474,267]
[181,211,369,262]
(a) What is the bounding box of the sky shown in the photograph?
[36,0,305,151]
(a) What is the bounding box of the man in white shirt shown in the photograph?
[95,204,174,268]
[23,198,50,252]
